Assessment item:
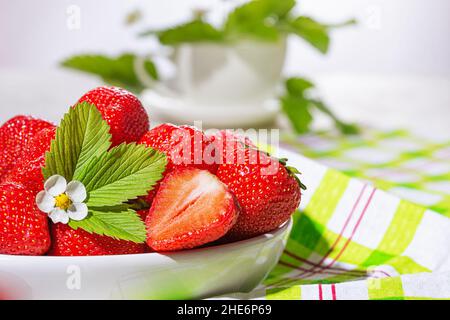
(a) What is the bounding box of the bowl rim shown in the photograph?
[0,218,293,261]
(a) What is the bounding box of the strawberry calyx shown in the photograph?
[284,164,307,191]
[244,146,307,191]
[279,158,306,190]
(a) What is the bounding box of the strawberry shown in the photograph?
[216,148,304,241]
[0,116,54,180]
[2,127,56,190]
[146,168,239,252]
[139,124,218,204]
[140,123,217,174]
[77,86,149,146]
[208,129,256,165]
[0,182,51,255]
[49,224,146,256]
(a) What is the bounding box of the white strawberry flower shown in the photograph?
[36,175,88,225]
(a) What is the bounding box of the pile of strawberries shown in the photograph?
[0,87,303,256]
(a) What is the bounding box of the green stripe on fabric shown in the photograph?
[368,277,404,300]
[403,297,450,300]
[385,256,430,274]
[268,170,349,283]
[266,286,301,300]
[363,200,425,266]
[280,170,349,262]
[286,214,326,259]
[315,229,374,265]
[301,169,350,227]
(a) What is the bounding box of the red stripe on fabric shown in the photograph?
[318,284,323,300]
[278,261,366,278]
[325,188,377,269]
[296,184,369,279]
[268,187,379,289]
[283,250,367,275]
[331,284,337,300]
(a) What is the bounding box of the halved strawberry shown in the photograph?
[146,168,239,252]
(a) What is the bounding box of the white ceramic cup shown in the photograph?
[167,38,287,106]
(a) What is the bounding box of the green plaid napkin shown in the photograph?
[227,129,450,300]
[281,129,450,217]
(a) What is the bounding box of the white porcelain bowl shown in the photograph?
[0,219,292,300]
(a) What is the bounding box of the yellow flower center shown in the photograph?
[55,193,72,211]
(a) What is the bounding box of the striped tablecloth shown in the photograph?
[224,129,450,300]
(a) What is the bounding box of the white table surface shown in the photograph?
[0,69,448,141]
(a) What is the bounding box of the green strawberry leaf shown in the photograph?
[281,77,359,135]
[74,143,167,207]
[68,205,146,243]
[61,54,158,94]
[311,100,360,135]
[43,103,166,243]
[42,103,112,181]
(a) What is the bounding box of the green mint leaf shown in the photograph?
[224,0,295,41]
[42,103,112,181]
[61,54,158,94]
[311,100,359,135]
[286,77,315,97]
[326,18,358,29]
[69,205,146,243]
[281,95,313,134]
[288,16,330,54]
[75,143,167,207]
[142,20,224,45]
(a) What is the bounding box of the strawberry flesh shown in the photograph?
[146,168,239,252]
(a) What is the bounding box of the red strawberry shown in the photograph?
[140,123,217,173]
[139,123,218,204]
[0,182,51,255]
[208,129,256,165]
[49,224,146,256]
[146,168,239,252]
[216,148,303,241]
[0,116,54,180]
[77,86,149,146]
[2,127,56,190]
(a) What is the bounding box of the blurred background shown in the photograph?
[2,0,450,75]
[1,0,449,138]
[1,0,449,212]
